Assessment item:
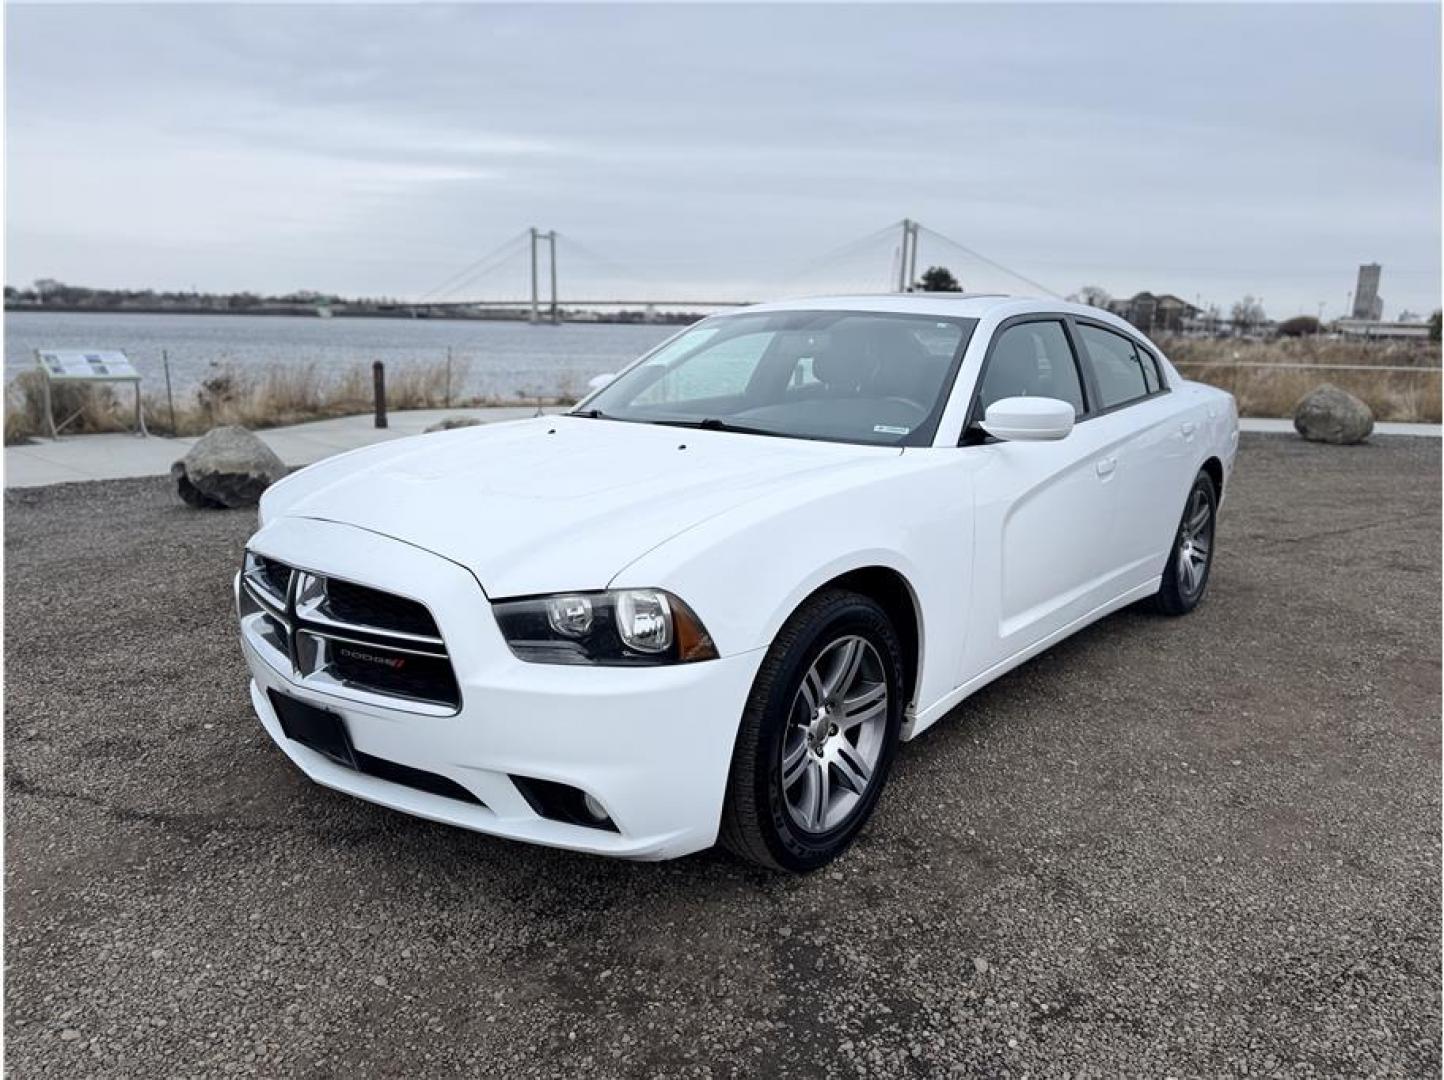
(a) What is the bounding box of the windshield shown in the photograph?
[578,310,978,446]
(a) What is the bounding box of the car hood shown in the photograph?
[263,416,898,597]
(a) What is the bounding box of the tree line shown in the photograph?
[4,279,399,312]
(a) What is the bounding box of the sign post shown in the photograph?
[34,349,148,439]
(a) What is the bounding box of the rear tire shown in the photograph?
[1151,470,1217,616]
[719,588,905,873]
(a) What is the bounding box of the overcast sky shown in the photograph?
[7,3,1441,318]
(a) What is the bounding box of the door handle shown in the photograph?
[1096,456,1117,478]
[1180,421,1198,439]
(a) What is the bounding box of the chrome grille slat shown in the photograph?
[238,551,460,713]
[242,553,290,611]
[241,576,289,620]
[318,575,441,639]
[298,627,450,660]
[293,597,445,649]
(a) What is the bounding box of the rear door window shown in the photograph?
[1077,324,1162,408]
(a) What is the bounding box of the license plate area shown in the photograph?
[268,689,357,770]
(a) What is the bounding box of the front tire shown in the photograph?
[1152,470,1218,616]
[719,588,905,873]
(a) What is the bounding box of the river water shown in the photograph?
[4,311,680,400]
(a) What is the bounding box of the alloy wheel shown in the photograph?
[780,635,889,834]
[1176,486,1215,599]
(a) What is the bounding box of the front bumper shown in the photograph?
[239,516,763,860]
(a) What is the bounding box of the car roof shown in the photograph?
[733,293,1148,337]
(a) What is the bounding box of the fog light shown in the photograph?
[582,792,609,822]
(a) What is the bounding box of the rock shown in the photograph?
[171,425,286,509]
[1293,383,1374,445]
[973,957,990,975]
[423,416,484,433]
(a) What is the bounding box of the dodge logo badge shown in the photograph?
[337,645,406,670]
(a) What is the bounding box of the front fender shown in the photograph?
[610,450,975,720]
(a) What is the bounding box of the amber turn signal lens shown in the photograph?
[672,596,719,662]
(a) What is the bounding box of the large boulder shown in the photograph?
[171,425,286,509]
[423,416,484,433]
[1293,383,1374,445]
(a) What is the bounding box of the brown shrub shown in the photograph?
[1162,336,1441,369]
[6,357,580,443]
[1161,336,1441,421]
[1179,364,1441,423]
[4,369,136,444]
[387,357,466,411]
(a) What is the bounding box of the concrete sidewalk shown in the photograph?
[3,407,560,489]
[1235,417,1442,438]
[3,409,1439,489]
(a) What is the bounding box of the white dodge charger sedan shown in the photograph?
[237,295,1238,871]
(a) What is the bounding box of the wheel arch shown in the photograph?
[782,565,924,713]
[1200,455,1224,501]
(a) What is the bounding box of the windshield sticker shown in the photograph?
[873,424,911,435]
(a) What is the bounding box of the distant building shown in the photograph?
[1334,318,1429,340]
[1105,292,1202,334]
[1351,263,1383,321]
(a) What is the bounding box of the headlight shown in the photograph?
[492,588,718,665]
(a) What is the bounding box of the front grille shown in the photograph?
[325,637,460,703]
[323,578,440,638]
[253,555,292,604]
[239,552,461,712]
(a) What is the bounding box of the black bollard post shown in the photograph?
[373,361,388,429]
[162,349,177,436]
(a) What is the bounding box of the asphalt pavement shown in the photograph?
[4,432,1439,1077]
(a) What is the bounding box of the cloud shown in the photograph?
[6,3,1440,316]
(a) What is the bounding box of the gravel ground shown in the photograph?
[5,433,1440,1078]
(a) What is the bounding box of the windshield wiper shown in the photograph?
[649,417,775,436]
[569,407,610,419]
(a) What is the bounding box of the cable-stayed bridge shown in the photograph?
[411,219,1058,320]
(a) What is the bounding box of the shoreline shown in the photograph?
[3,305,706,326]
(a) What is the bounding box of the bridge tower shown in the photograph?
[529,227,559,324]
[896,218,920,293]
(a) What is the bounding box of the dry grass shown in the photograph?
[5,369,137,444]
[1159,337,1442,423]
[6,341,1439,444]
[1180,365,1442,423]
[1161,335,1441,370]
[4,358,581,444]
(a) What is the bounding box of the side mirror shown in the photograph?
[980,396,1075,442]
[586,373,617,393]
